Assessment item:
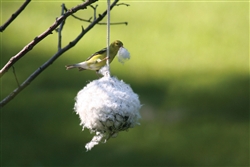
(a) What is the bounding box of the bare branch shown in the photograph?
[90,4,98,21]
[0,0,120,108]
[58,3,66,51]
[97,21,128,25]
[64,4,127,25]
[64,5,93,23]
[0,0,98,78]
[70,13,92,23]
[116,3,130,7]
[12,66,20,88]
[0,0,31,32]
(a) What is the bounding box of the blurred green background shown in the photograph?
[1,0,249,166]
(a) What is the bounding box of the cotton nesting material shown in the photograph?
[117,47,130,64]
[74,70,141,151]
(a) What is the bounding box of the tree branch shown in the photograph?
[116,3,130,7]
[0,0,120,108]
[12,66,20,88]
[0,0,31,32]
[58,3,66,51]
[0,0,98,78]
[64,4,127,25]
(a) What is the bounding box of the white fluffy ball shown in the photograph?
[117,47,130,64]
[74,76,141,151]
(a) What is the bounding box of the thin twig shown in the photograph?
[90,5,98,21]
[116,3,130,6]
[0,0,120,108]
[64,5,92,22]
[0,0,31,32]
[64,5,127,25]
[97,22,128,25]
[58,3,66,51]
[0,0,98,78]
[12,66,20,87]
[70,14,92,22]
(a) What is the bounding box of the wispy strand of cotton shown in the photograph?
[74,68,141,151]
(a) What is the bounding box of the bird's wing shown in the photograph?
[86,47,107,61]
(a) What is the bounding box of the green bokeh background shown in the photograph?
[1,0,249,166]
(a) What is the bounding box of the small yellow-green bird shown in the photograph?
[65,40,123,72]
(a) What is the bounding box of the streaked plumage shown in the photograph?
[65,40,123,72]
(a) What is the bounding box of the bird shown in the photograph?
[65,40,123,72]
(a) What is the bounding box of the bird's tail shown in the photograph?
[65,64,77,70]
[65,64,86,71]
